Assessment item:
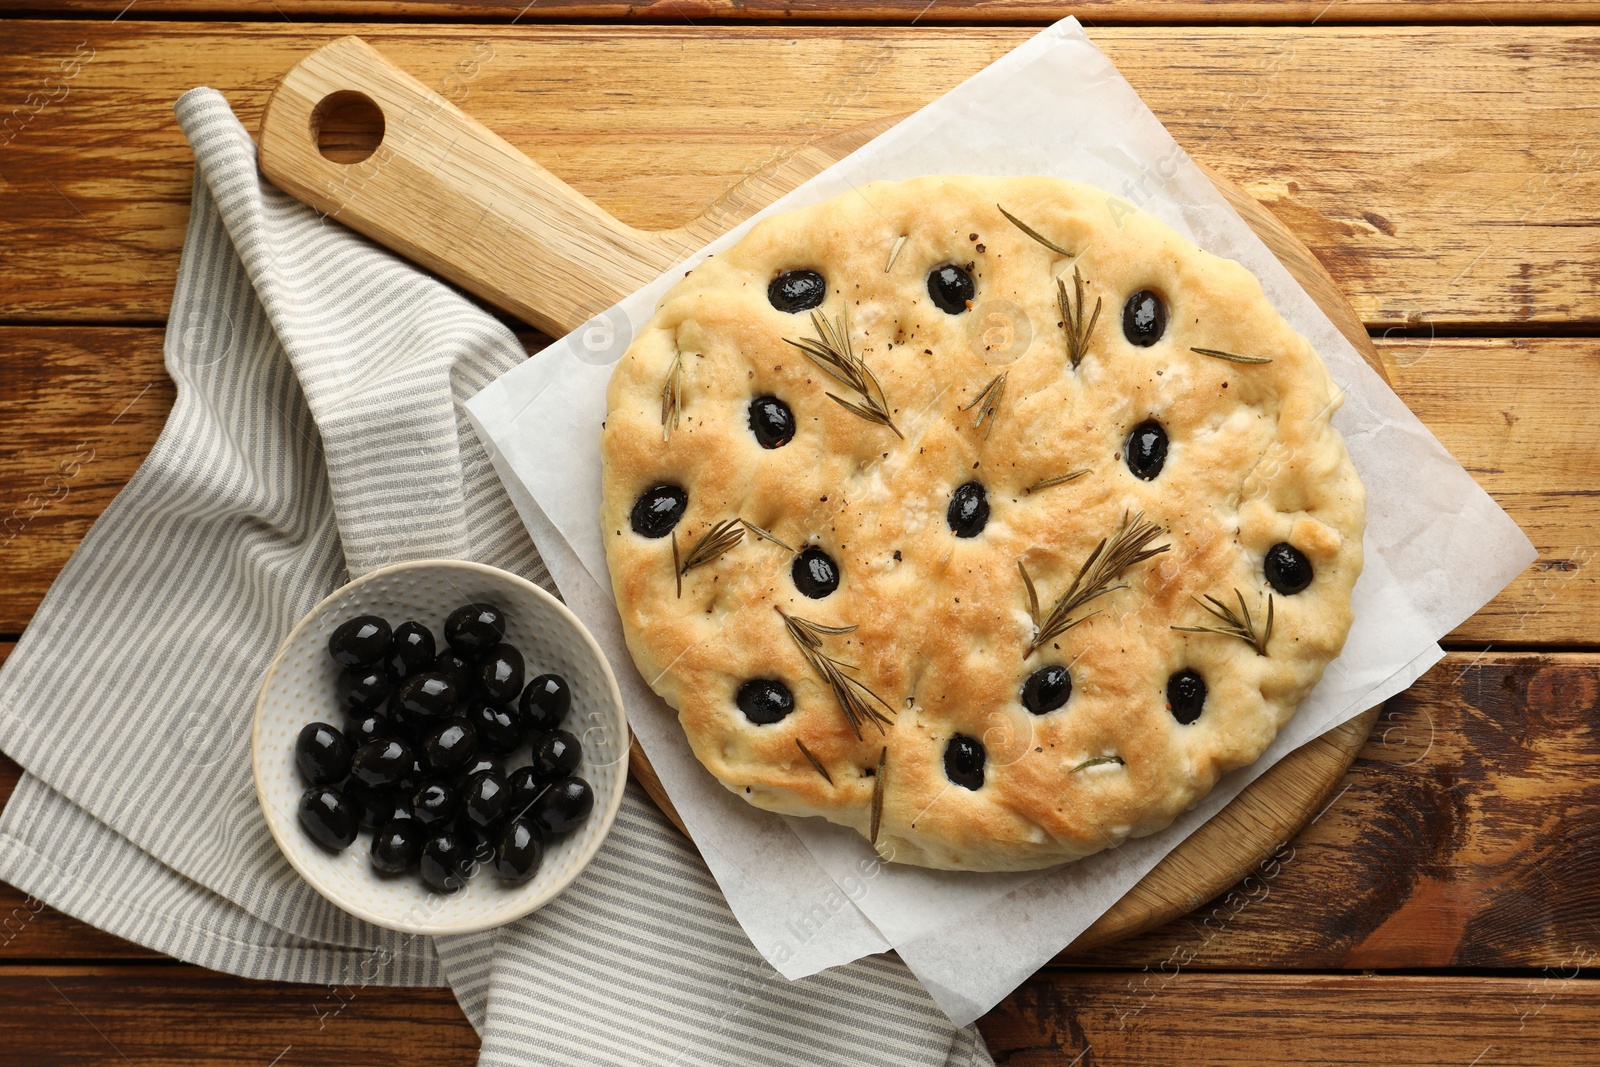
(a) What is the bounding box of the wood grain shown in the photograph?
[2,25,1599,326]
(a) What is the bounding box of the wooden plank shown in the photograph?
[0,966,477,1066]
[2,24,1599,326]
[2,328,1587,640]
[978,972,1600,1067]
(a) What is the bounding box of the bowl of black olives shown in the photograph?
[251,559,628,935]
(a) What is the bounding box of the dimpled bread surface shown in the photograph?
[599,175,1365,872]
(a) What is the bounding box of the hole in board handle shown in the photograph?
[312,90,384,164]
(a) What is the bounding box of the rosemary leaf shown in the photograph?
[1025,469,1090,494]
[1023,510,1171,658]
[870,746,887,847]
[1057,266,1102,370]
[997,203,1074,258]
[785,309,902,438]
[679,518,745,577]
[778,608,895,741]
[671,532,681,599]
[885,234,908,273]
[739,519,795,554]
[958,372,1007,438]
[1191,346,1273,365]
[796,738,834,785]
[1071,755,1125,773]
[660,348,684,441]
[1173,588,1274,656]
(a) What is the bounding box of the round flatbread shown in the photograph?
[600,175,1365,871]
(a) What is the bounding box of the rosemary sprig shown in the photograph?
[1021,510,1171,658]
[1025,469,1090,494]
[796,739,833,785]
[739,518,795,554]
[869,746,887,847]
[1071,755,1125,773]
[1173,589,1274,656]
[1191,346,1273,365]
[958,371,1007,439]
[778,608,896,741]
[673,518,745,598]
[997,204,1074,258]
[1057,266,1102,370]
[660,348,684,441]
[885,234,908,273]
[785,309,903,439]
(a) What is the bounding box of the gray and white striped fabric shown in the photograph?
[0,89,989,1065]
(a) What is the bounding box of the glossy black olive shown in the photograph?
[478,643,525,705]
[370,818,422,876]
[736,679,794,725]
[791,547,840,599]
[344,711,390,748]
[1167,669,1207,725]
[748,395,796,448]
[455,752,502,787]
[507,766,546,819]
[520,674,571,735]
[928,264,975,314]
[462,770,510,829]
[348,737,415,790]
[531,776,595,837]
[298,786,359,851]
[386,620,436,678]
[396,671,457,722]
[1125,420,1168,481]
[493,817,546,882]
[295,722,352,786]
[411,779,460,827]
[445,603,507,653]
[943,734,986,790]
[423,716,478,774]
[1021,665,1072,715]
[629,485,688,539]
[327,614,391,668]
[419,831,472,893]
[454,815,497,864]
[768,269,827,313]
[532,730,583,783]
[1122,289,1166,347]
[431,647,476,695]
[1264,542,1314,595]
[467,702,522,756]
[947,481,990,538]
[335,665,390,714]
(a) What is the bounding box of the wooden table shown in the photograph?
[1,6,1597,1065]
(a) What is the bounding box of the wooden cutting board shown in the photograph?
[259,35,1385,954]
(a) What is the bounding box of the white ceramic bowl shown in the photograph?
[252,559,627,935]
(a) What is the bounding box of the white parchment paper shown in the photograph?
[466,18,1536,1025]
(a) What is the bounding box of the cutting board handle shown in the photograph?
[258,36,688,336]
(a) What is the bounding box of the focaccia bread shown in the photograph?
[600,175,1365,872]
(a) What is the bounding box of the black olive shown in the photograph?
[1122,289,1166,347]
[768,269,826,313]
[462,770,510,828]
[520,674,571,735]
[493,818,546,882]
[943,734,986,790]
[927,264,975,314]
[532,730,583,783]
[468,702,522,756]
[507,765,546,818]
[531,776,595,837]
[344,711,390,748]
[735,679,794,725]
[295,722,352,786]
[344,782,398,831]
[477,643,525,705]
[335,665,390,714]
[419,831,472,893]
[748,395,797,448]
[629,485,688,539]
[444,603,506,653]
[1021,666,1072,715]
[348,737,415,790]
[1125,420,1168,481]
[396,671,457,722]
[386,620,436,678]
[791,547,840,599]
[370,818,422,876]
[298,786,359,851]
[455,753,502,787]
[411,779,460,827]
[1264,542,1314,595]
[947,481,990,537]
[454,815,497,864]
[423,716,478,774]
[1167,669,1207,725]
[327,615,391,668]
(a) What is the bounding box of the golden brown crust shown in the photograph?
[599,176,1365,871]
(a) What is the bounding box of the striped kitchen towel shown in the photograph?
[0,89,989,1065]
